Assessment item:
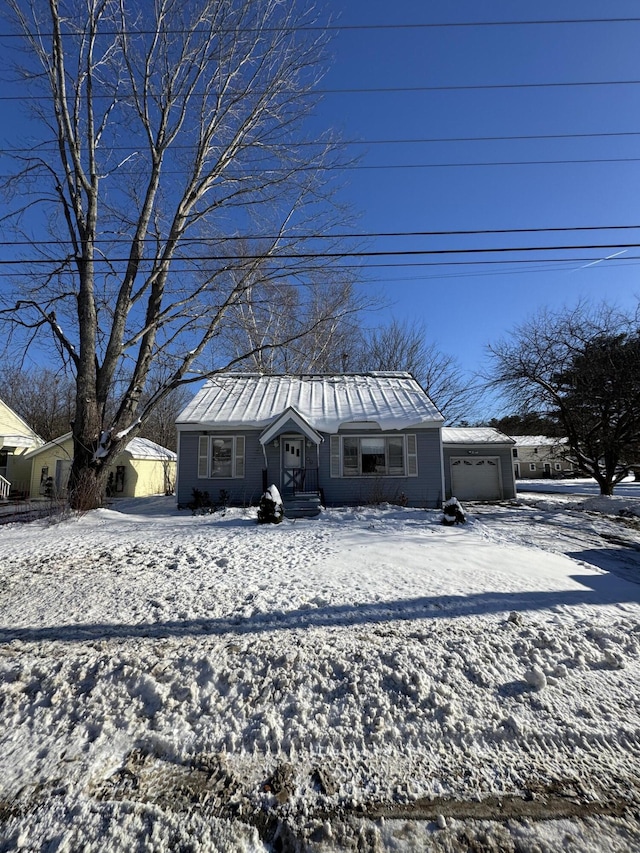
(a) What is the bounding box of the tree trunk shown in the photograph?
[595,476,615,496]
[68,392,105,510]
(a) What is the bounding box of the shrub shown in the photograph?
[257,485,284,524]
[442,497,466,526]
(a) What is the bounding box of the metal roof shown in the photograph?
[510,435,566,447]
[177,373,444,433]
[442,427,514,445]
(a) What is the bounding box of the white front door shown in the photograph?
[282,438,304,493]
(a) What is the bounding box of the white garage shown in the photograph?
[450,456,502,501]
[442,427,517,503]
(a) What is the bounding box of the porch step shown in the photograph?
[283,493,322,519]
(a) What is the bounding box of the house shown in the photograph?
[0,398,43,500]
[510,435,574,479]
[442,427,517,502]
[24,434,177,499]
[176,373,446,515]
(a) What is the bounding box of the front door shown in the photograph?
[282,438,304,494]
[55,459,72,497]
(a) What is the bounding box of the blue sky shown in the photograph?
[310,0,640,400]
[1,2,639,417]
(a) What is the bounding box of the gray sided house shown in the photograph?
[176,373,445,514]
[510,435,574,479]
[442,427,517,502]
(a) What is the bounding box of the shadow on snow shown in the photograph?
[2,572,638,645]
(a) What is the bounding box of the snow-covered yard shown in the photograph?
[1,492,640,851]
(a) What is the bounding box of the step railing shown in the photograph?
[0,475,10,500]
[284,467,319,496]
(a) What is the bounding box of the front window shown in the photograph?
[198,435,245,479]
[212,438,233,477]
[338,435,413,477]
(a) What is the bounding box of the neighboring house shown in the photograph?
[0,398,43,500]
[176,373,446,514]
[442,427,517,502]
[24,434,176,499]
[510,435,574,479]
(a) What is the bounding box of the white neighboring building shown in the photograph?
[510,435,575,479]
[0,398,43,499]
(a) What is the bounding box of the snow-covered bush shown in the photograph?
[442,496,466,526]
[257,485,284,524]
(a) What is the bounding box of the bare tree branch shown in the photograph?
[0,0,362,508]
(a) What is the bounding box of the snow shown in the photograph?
[511,435,567,447]
[263,484,282,507]
[123,436,176,461]
[442,426,514,445]
[176,373,444,433]
[1,494,640,850]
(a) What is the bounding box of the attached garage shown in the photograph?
[442,427,517,502]
[450,456,502,501]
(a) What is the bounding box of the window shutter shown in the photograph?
[198,436,209,478]
[234,435,245,478]
[406,434,418,476]
[330,435,341,477]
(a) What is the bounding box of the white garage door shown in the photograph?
[450,457,502,501]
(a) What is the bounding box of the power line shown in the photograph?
[1,243,640,265]
[2,79,640,101]
[0,224,638,249]
[1,17,639,37]
[0,155,638,180]
[3,129,640,155]
[3,257,637,281]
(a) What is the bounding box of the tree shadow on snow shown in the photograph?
[1,572,639,645]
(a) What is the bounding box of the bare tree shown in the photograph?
[487,301,640,495]
[1,0,361,507]
[354,319,481,424]
[221,267,362,373]
[0,360,75,441]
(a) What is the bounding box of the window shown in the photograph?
[512,448,518,458]
[554,463,562,471]
[529,463,536,471]
[198,435,245,478]
[39,466,49,496]
[330,435,417,477]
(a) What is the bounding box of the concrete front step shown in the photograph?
[283,494,322,519]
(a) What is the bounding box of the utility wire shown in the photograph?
[1,17,639,36]
[2,79,640,101]
[2,258,637,280]
[0,224,638,249]
[3,130,640,155]
[1,243,640,265]
[0,155,638,178]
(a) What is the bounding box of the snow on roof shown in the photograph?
[510,435,566,447]
[124,437,176,461]
[442,427,515,445]
[176,373,444,433]
[24,433,176,461]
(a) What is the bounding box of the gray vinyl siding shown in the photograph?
[442,444,516,501]
[177,426,443,508]
[177,430,265,507]
[319,428,443,508]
